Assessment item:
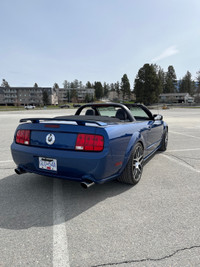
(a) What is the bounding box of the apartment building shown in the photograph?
[57,88,95,104]
[159,93,194,103]
[0,88,4,104]
[0,86,95,105]
[0,87,56,106]
[108,90,136,102]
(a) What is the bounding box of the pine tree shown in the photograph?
[134,64,161,105]
[71,89,78,102]
[73,79,79,88]
[158,67,165,94]
[110,83,115,91]
[63,80,70,89]
[114,82,120,97]
[164,65,177,93]
[103,82,109,98]
[42,90,49,105]
[179,71,194,95]
[86,81,92,88]
[1,79,9,87]
[53,83,59,89]
[121,74,131,101]
[94,82,103,100]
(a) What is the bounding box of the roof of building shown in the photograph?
[58,87,95,91]
[160,93,189,97]
[0,86,52,90]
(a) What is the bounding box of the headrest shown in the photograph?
[85,109,95,115]
[116,109,127,120]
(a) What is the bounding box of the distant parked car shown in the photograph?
[187,97,194,103]
[73,104,81,108]
[60,104,70,108]
[24,105,35,110]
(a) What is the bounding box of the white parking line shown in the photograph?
[161,154,200,173]
[0,160,13,163]
[167,148,200,152]
[170,131,200,140]
[53,179,70,267]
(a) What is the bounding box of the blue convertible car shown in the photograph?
[11,103,168,188]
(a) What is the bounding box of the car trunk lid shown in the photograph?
[17,118,107,151]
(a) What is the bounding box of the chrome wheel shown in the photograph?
[117,142,144,185]
[132,144,144,182]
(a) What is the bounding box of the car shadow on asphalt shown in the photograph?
[0,173,133,230]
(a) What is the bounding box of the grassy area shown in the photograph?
[0,104,76,111]
[1,103,199,112]
[0,106,25,111]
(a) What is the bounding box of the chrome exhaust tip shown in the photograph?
[81,181,95,189]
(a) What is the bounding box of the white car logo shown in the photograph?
[46,133,55,145]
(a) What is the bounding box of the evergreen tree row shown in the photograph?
[134,64,200,104]
[61,75,131,102]
[59,66,200,104]
[2,65,200,105]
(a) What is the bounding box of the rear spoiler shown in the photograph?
[19,118,107,126]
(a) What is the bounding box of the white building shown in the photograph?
[159,93,194,103]
[57,88,95,103]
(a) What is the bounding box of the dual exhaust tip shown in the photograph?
[15,167,95,189]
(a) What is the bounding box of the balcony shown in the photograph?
[4,95,17,99]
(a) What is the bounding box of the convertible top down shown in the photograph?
[11,103,168,188]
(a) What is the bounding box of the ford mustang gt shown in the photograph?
[11,103,168,188]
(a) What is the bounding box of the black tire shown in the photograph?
[117,143,144,185]
[159,129,168,151]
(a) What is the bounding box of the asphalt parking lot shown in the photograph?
[0,108,200,267]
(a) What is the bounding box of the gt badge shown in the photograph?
[46,133,55,145]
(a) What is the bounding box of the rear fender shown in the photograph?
[119,131,144,174]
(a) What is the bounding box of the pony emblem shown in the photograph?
[46,133,55,145]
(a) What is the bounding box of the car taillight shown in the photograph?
[75,134,104,152]
[16,130,30,145]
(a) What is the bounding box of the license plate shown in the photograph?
[39,157,57,171]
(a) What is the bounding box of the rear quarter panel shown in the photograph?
[104,122,149,174]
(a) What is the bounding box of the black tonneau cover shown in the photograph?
[19,115,121,126]
[53,115,120,123]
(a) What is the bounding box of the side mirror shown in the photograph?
[153,114,163,121]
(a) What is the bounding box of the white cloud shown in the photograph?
[152,45,179,62]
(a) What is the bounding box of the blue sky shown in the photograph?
[0,0,200,87]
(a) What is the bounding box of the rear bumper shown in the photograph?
[11,143,118,183]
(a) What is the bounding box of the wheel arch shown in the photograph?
[118,132,145,175]
[117,141,144,185]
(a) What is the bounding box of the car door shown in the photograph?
[147,118,163,152]
[128,105,163,154]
